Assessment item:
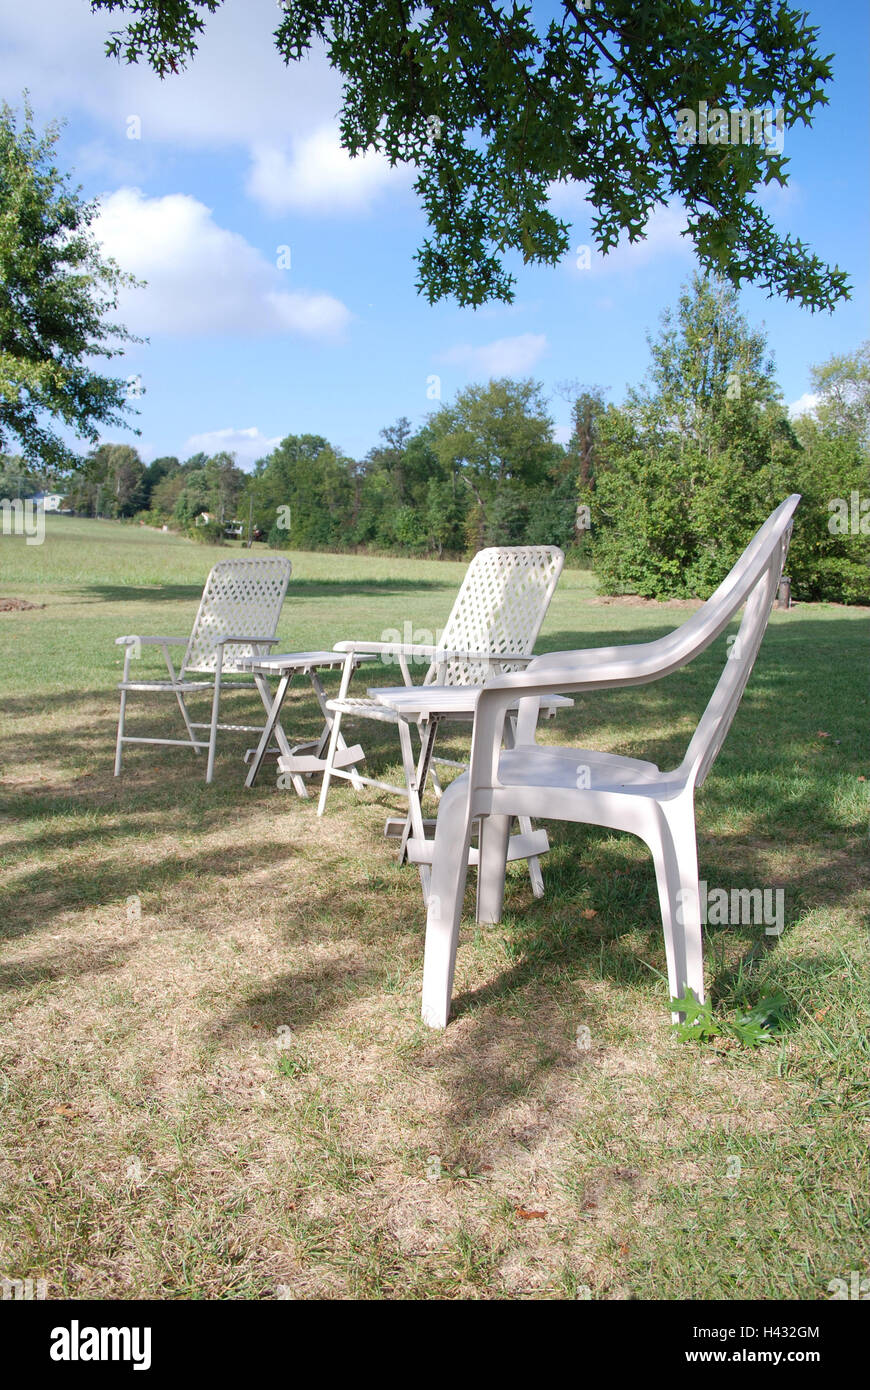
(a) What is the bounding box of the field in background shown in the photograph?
[0,515,868,1299]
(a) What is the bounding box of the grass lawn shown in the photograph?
[0,514,868,1300]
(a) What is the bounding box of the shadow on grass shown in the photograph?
[409,854,866,1139]
[0,836,306,942]
[444,823,867,1024]
[208,956,390,1043]
[1,689,124,716]
[0,940,136,993]
[78,576,452,605]
[2,605,866,1145]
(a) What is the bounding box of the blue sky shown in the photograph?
[5,0,868,467]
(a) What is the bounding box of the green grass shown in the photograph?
[0,514,868,1300]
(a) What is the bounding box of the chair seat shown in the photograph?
[334,689,574,723]
[494,745,665,793]
[326,696,402,724]
[118,678,214,693]
[327,691,541,726]
[118,678,252,693]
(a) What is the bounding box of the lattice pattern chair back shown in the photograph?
[181,557,292,676]
[425,546,564,687]
[677,514,793,791]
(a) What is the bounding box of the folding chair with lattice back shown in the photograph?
[113,556,292,783]
[308,546,568,897]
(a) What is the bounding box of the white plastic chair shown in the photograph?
[114,556,292,783]
[313,546,566,894]
[374,497,799,1028]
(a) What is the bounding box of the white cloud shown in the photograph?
[552,424,573,445]
[247,128,403,215]
[586,204,690,275]
[547,178,593,216]
[788,392,819,419]
[71,138,153,185]
[264,290,352,341]
[441,333,548,377]
[551,190,692,276]
[0,0,340,150]
[3,2,404,222]
[181,427,282,468]
[757,179,803,217]
[131,440,157,464]
[92,188,351,341]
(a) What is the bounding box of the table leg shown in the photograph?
[397,716,437,901]
[246,672,305,793]
[504,712,544,896]
[307,668,364,791]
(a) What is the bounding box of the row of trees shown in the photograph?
[0,445,248,537]
[1,379,576,554]
[8,273,866,603]
[60,445,248,528]
[201,275,870,603]
[242,379,577,557]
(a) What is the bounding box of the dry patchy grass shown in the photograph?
[0,517,868,1300]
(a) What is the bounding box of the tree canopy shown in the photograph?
[586,275,868,601]
[808,341,870,447]
[92,0,849,311]
[0,100,141,470]
[427,377,563,546]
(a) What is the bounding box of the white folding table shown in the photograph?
[367,682,572,900]
[241,651,375,794]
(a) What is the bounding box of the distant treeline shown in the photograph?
[3,276,867,602]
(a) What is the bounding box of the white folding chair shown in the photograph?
[113,556,292,783]
[375,497,800,1027]
[311,546,567,895]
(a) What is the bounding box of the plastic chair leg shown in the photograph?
[646,793,704,1020]
[421,780,474,1028]
[476,814,510,925]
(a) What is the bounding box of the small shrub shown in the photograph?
[267,523,292,550]
[188,519,225,545]
[671,991,789,1046]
